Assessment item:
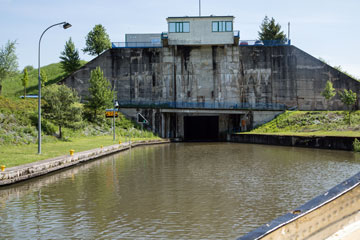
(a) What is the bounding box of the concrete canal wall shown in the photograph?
[230,133,357,151]
[0,139,169,186]
[238,172,360,240]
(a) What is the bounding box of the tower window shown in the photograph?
[169,22,190,33]
[212,21,233,32]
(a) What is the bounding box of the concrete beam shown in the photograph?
[160,108,249,114]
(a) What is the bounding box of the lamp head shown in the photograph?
[63,22,72,29]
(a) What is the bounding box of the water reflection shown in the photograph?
[1,143,359,239]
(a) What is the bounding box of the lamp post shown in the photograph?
[38,22,71,154]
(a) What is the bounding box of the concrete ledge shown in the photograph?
[231,134,357,151]
[0,139,169,186]
[238,172,360,240]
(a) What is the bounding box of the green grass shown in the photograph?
[244,111,360,137]
[241,131,360,137]
[0,97,39,145]
[0,95,160,167]
[0,95,159,144]
[2,61,86,99]
[0,135,160,168]
[0,95,37,113]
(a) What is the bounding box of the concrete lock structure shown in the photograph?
[62,16,360,141]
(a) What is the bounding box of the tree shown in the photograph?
[21,68,29,98]
[321,80,336,101]
[258,16,286,42]
[339,89,357,125]
[83,24,111,56]
[40,69,48,88]
[24,65,34,71]
[0,40,18,95]
[86,66,113,120]
[42,84,82,139]
[60,37,81,75]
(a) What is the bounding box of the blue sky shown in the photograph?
[1,0,359,77]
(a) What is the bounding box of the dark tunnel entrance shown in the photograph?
[184,116,219,141]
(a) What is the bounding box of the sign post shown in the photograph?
[113,100,119,141]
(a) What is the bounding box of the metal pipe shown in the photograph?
[288,22,290,42]
[199,0,201,16]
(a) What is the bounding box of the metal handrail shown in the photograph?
[239,39,291,46]
[112,42,163,48]
[116,100,287,111]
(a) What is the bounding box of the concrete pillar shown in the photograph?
[166,115,171,138]
[175,114,179,138]
[180,114,184,139]
[218,114,227,139]
[161,113,165,138]
[241,116,247,132]
[152,110,156,132]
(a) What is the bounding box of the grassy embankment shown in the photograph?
[2,61,85,98]
[246,110,360,137]
[0,63,159,168]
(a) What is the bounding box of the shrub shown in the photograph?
[42,119,57,135]
[29,113,57,135]
[353,138,360,152]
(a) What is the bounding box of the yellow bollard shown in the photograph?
[70,149,75,156]
[0,165,5,171]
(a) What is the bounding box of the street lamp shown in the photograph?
[38,22,71,154]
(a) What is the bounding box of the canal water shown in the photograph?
[1,143,360,239]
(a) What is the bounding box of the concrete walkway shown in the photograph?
[0,139,169,186]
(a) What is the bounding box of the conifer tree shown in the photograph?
[258,16,286,42]
[60,37,81,75]
[86,66,113,120]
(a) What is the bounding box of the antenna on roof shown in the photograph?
[199,0,201,16]
[288,22,291,40]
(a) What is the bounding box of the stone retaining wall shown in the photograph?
[0,139,169,186]
[230,134,357,151]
